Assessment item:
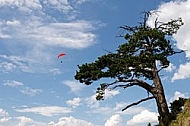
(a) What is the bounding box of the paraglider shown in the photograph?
[58,53,66,63]
[58,53,66,58]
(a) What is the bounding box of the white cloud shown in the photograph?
[0,32,11,38]
[85,94,100,108]
[75,0,91,4]
[0,53,58,73]
[104,114,122,126]
[42,0,73,13]
[126,110,158,126]
[113,102,128,111]
[6,20,21,27]
[15,106,72,117]
[3,80,24,87]
[2,79,42,96]
[66,97,81,108]
[0,108,11,123]
[84,89,119,109]
[14,116,34,126]
[49,68,62,75]
[0,55,32,73]
[21,20,97,48]
[172,62,190,81]
[0,21,98,73]
[88,106,113,115]
[112,102,147,115]
[0,1,98,49]
[105,89,120,99]
[165,63,176,72]
[169,91,188,103]
[116,106,146,115]
[0,62,17,72]
[0,0,101,73]
[62,80,85,92]
[0,109,46,126]
[48,116,94,126]
[0,0,42,12]
[148,0,190,81]
[19,87,42,97]
[86,100,146,117]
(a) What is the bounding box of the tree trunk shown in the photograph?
[154,86,171,126]
[152,63,171,126]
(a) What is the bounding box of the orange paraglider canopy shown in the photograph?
[58,53,66,58]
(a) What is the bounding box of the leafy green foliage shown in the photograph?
[76,27,176,83]
[75,12,183,101]
[169,98,190,126]
[169,97,187,120]
[157,17,184,35]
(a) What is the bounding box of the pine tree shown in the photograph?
[75,12,184,126]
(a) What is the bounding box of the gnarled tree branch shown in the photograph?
[105,78,154,97]
[122,96,155,111]
[122,79,154,93]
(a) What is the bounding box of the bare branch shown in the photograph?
[157,65,169,72]
[111,83,138,90]
[119,26,138,33]
[122,79,154,93]
[155,17,158,28]
[102,48,113,54]
[122,96,154,111]
[107,78,154,95]
[172,50,184,55]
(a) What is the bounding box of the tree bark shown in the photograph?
[152,63,171,126]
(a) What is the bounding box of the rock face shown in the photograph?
[170,98,190,126]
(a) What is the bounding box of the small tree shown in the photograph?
[75,12,184,126]
[170,97,187,120]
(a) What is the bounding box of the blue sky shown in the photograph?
[0,0,190,126]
